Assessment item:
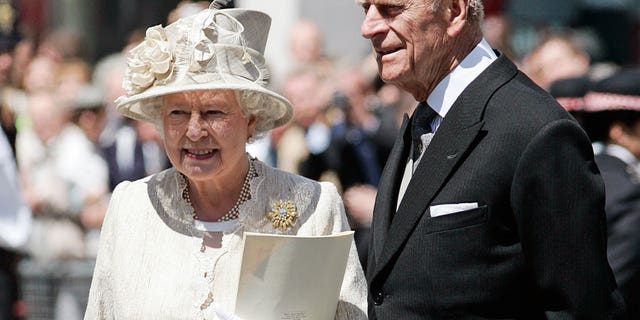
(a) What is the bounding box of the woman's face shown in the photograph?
[161,90,256,182]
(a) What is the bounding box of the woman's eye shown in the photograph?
[204,110,224,117]
[170,110,187,115]
[167,109,189,120]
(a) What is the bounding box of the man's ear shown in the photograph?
[609,122,628,146]
[447,0,469,37]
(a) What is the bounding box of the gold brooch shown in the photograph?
[267,200,298,232]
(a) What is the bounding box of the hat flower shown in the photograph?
[124,25,174,95]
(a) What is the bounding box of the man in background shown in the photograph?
[584,69,640,319]
[0,125,31,320]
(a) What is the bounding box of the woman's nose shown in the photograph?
[186,112,208,140]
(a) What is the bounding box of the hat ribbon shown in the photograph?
[189,8,265,85]
[584,92,640,112]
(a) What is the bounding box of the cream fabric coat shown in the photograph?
[85,160,367,319]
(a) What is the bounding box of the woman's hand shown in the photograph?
[214,305,242,320]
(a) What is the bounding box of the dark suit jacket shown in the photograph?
[102,140,147,191]
[367,52,625,319]
[596,152,640,319]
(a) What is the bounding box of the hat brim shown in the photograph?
[115,77,293,130]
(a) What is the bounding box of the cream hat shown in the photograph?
[115,2,293,130]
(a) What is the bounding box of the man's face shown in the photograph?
[282,73,324,128]
[359,0,450,94]
[619,120,640,160]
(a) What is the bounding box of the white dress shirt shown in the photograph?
[397,39,498,209]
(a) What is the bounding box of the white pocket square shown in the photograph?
[429,202,479,217]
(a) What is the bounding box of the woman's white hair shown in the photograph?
[235,90,278,139]
[139,97,164,130]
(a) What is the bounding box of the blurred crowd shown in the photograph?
[0,0,639,319]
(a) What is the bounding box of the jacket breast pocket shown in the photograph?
[424,205,488,234]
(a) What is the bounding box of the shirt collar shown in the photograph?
[426,38,497,118]
[605,144,638,166]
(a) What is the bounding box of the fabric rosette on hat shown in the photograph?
[115,2,293,132]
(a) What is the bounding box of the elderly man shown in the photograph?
[357,0,625,318]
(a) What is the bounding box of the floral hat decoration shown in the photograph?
[115,0,293,129]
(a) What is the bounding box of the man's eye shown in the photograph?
[362,3,371,14]
[380,5,403,16]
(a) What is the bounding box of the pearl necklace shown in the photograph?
[182,157,256,222]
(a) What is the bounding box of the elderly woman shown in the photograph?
[84,3,367,319]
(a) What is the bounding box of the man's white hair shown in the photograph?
[467,0,485,25]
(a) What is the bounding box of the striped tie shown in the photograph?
[411,102,437,161]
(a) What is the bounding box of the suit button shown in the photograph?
[372,291,384,305]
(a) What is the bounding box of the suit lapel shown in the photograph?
[370,52,519,280]
[370,114,410,266]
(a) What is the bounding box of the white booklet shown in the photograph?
[235,231,355,320]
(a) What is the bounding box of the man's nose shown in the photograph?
[361,6,386,39]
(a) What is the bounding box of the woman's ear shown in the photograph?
[247,115,257,141]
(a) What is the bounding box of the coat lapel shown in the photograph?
[370,114,410,266]
[370,52,519,280]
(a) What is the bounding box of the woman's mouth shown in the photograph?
[184,149,217,160]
